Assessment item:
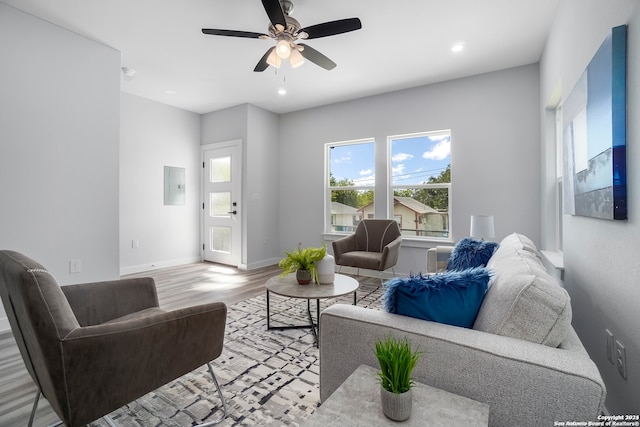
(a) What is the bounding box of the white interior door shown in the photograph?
[202,142,241,266]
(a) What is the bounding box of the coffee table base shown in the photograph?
[266,290,356,346]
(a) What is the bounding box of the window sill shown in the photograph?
[540,250,564,270]
[540,250,564,282]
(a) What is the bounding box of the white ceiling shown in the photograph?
[2,0,558,114]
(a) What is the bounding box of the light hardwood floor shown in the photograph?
[0,261,283,427]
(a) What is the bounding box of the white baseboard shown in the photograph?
[243,258,280,271]
[120,256,202,276]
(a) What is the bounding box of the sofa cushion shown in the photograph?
[493,232,541,259]
[383,268,492,328]
[447,238,499,271]
[473,235,571,347]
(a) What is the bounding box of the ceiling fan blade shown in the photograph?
[298,44,337,70]
[202,28,267,39]
[300,18,362,39]
[261,0,287,29]
[254,47,275,72]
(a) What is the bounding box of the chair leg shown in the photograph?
[30,390,63,427]
[195,362,228,426]
[28,390,40,427]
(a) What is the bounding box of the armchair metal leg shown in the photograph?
[195,362,228,426]
[28,390,40,427]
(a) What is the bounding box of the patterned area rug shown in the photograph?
[91,280,383,427]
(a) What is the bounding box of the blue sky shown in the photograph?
[330,133,451,186]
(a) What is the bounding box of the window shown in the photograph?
[390,131,451,238]
[325,131,452,240]
[326,139,374,232]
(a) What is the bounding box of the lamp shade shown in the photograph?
[266,49,282,68]
[289,49,305,68]
[275,39,292,59]
[470,215,495,239]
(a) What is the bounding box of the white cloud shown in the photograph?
[359,168,372,176]
[423,139,451,160]
[353,174,375,186]
[392,164,405,174]
[430,134,450,142]
[392,152,414,162]
[333,152,352,164]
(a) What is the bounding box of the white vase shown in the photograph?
[316,253,335,284]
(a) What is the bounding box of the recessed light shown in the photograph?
[164,89,177,95]
[452,43,465,53]
[278,88,287,95]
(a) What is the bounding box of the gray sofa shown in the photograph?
[319,233,606,427]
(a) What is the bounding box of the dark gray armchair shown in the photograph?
[0,250,228,427]
[332,219,402,280]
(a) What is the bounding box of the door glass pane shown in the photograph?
[210,192,231,217]
[210,226,231,253]
[210,156,231,183]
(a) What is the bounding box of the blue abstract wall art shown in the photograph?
[563,25,627,220]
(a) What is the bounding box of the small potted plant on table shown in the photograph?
[278,244,327,284]
[374,335,422,421]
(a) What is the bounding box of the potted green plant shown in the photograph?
[278,243,327,284]
[374,335,422,421]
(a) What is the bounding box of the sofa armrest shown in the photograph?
[332,234,357,264]
[62,277,159,326]
[60,301,226,425]
[319,305,605,427]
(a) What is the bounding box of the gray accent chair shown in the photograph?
[0,250,228,427]
[332,219,402,280]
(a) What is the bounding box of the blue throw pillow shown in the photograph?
[447,238,499,271]
[383,268,493,328]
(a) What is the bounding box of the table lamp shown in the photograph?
[470,215,495,240]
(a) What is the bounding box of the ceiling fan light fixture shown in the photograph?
[289,49,305,68]
[266,49,282,68]
[275,39,292,59]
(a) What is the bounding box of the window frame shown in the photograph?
[324,138,375,234]
[387,130,452,241]
[324,131,453,243]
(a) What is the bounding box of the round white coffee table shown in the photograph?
[265,273,359,345]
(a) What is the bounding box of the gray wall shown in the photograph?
[119,93,202,274]
[0,3,120,328]
[539,0,640,414]
[278,65,541,275]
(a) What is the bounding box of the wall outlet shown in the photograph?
[132,239,140,248]
[606,329,615,364]
[615,340,627,380]
[69,259,82,274]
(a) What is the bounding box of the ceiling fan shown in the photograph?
[202,0,362,72]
